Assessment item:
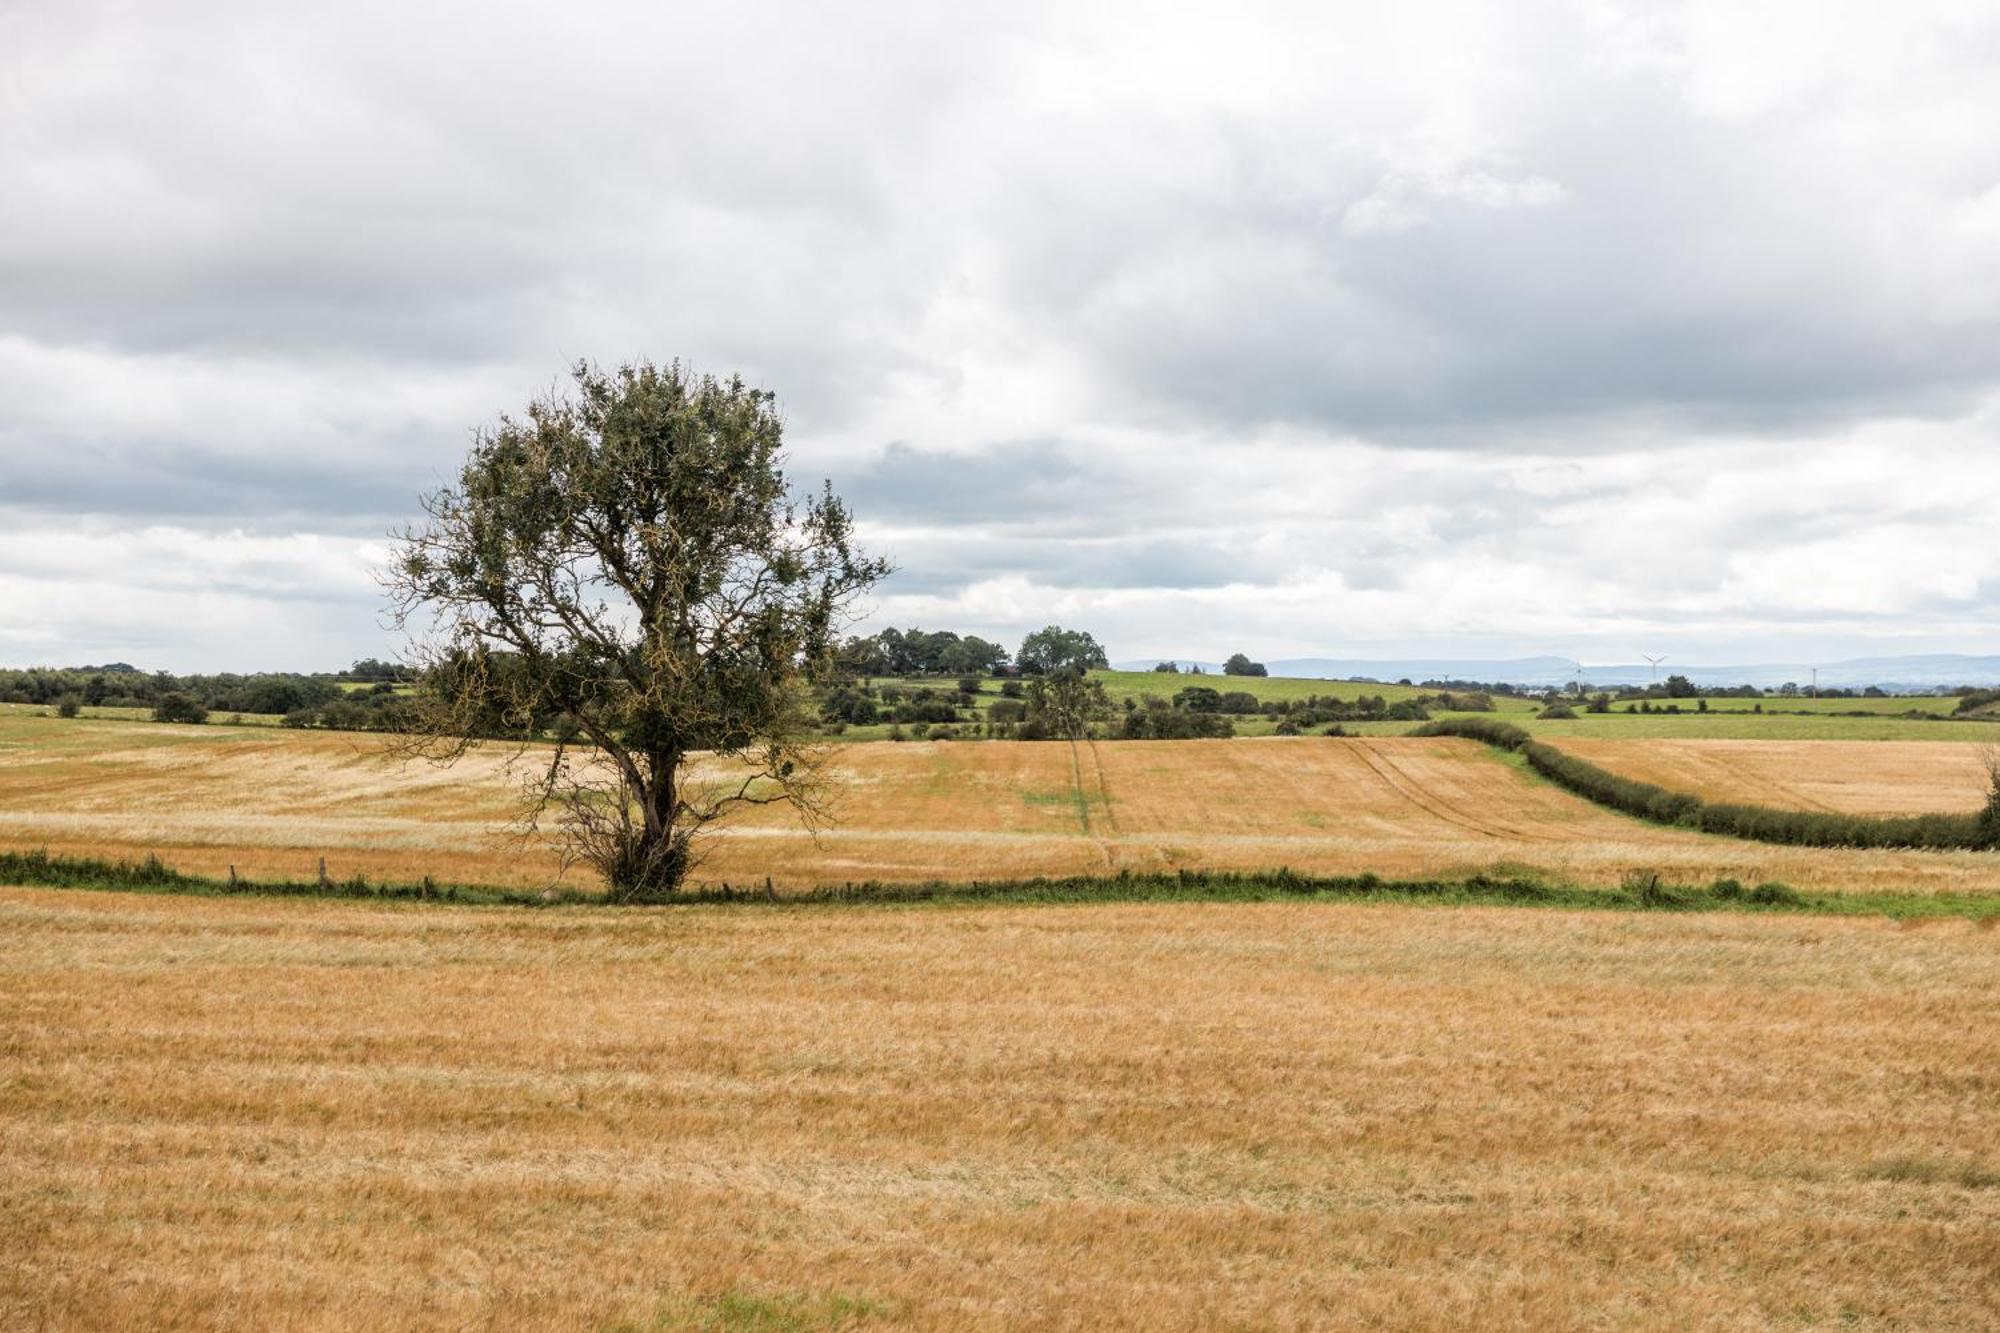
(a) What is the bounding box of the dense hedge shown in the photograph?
[1410,717,1999,850]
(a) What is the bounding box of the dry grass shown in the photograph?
[1,888,1995,1330]
[1559,739,1993,816]
[11,715,2000,894]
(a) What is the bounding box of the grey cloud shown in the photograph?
[7,1,2000,669]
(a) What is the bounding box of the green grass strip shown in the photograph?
[2,848,1994,921]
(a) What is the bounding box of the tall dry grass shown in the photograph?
[0,889,1995,1329]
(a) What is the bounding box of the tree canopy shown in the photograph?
[385,359,887,900]
[1016,625,1109,675]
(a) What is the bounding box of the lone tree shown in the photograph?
[385,360,888,901]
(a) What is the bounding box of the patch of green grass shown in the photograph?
[1859,1155,2000,1189]
[608,1290,889,1333]
[1088,669,1541,713]
[9,847,1995,921]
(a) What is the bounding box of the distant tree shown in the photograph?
[1779,681,1800,697]
[1174,685,1222,714]
[937,635,1010,676]
[1222,653,1267,677]
[1663,673,1698,698]
[1024,668,1113,739]
[1152,661,1180,673]
[1016,625,1109,675]
[383,359,887,901]
[152,692,208,724]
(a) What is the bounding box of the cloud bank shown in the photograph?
[4,1,1999,668]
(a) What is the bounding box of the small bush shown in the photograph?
[1540,703,1577,719]
[151,692,208,724]
[55,694,81,718]
[1409,717,1532,749]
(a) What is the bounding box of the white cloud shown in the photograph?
[4,0,2000,668]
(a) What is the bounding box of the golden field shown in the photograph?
[1559,738,1992,816]
[1,888,1995,1331]
[9,713,2000,894]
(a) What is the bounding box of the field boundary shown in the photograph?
[3,848,1996,920]
[1412,718,2000,851]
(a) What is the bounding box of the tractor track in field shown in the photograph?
[1706,747,1842,814]
[1066,739,1117,868]
[1349,740,1564,844]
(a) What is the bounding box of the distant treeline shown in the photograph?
[835,624,1111,677]
[1412,717,2000,850]
[0,660,416,731]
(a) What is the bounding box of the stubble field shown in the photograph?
[9,714,2000,894]
[1558,738,1993,816]
[1,888,1995,1330]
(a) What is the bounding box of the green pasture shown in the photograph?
[1493,710,2000,742]
[0,702,286,730]
[1086,669,1538,710]
[1615,694,1963,716]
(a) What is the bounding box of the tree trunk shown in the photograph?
[607,749,687,902]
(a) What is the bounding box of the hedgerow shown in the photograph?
[1411,719,1999,850]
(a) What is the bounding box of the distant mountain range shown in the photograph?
[1111,654,2000,692]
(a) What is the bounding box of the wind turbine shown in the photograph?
[1644,654,1666,689]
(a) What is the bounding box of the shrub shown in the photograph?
[55,694,81,718]
[1409,717,1532,749]
[1540,703,1577,719]
[151,692,208,724]
[956,676,982,696]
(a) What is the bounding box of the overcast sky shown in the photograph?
[5,1,2000,671]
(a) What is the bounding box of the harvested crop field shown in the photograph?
[10,715,2000,894]
[1557,739,1992,816]
[1,888,1996,1330]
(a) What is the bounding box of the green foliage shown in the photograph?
[1021,669,1112,740]
[151,692,209,724]
[11,847,1994,922]
[1015,625,1109,675]
[1120,698,1234,739]
[1408,717,1533,749]
[384,359,886,900]
[1222,652,1268,676]
[0,665,342,716]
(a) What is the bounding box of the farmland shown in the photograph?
[10,710,2000,895]
[3,888,1997,1330]
[1558,739,1994,815]
[5,700,2000,1330]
